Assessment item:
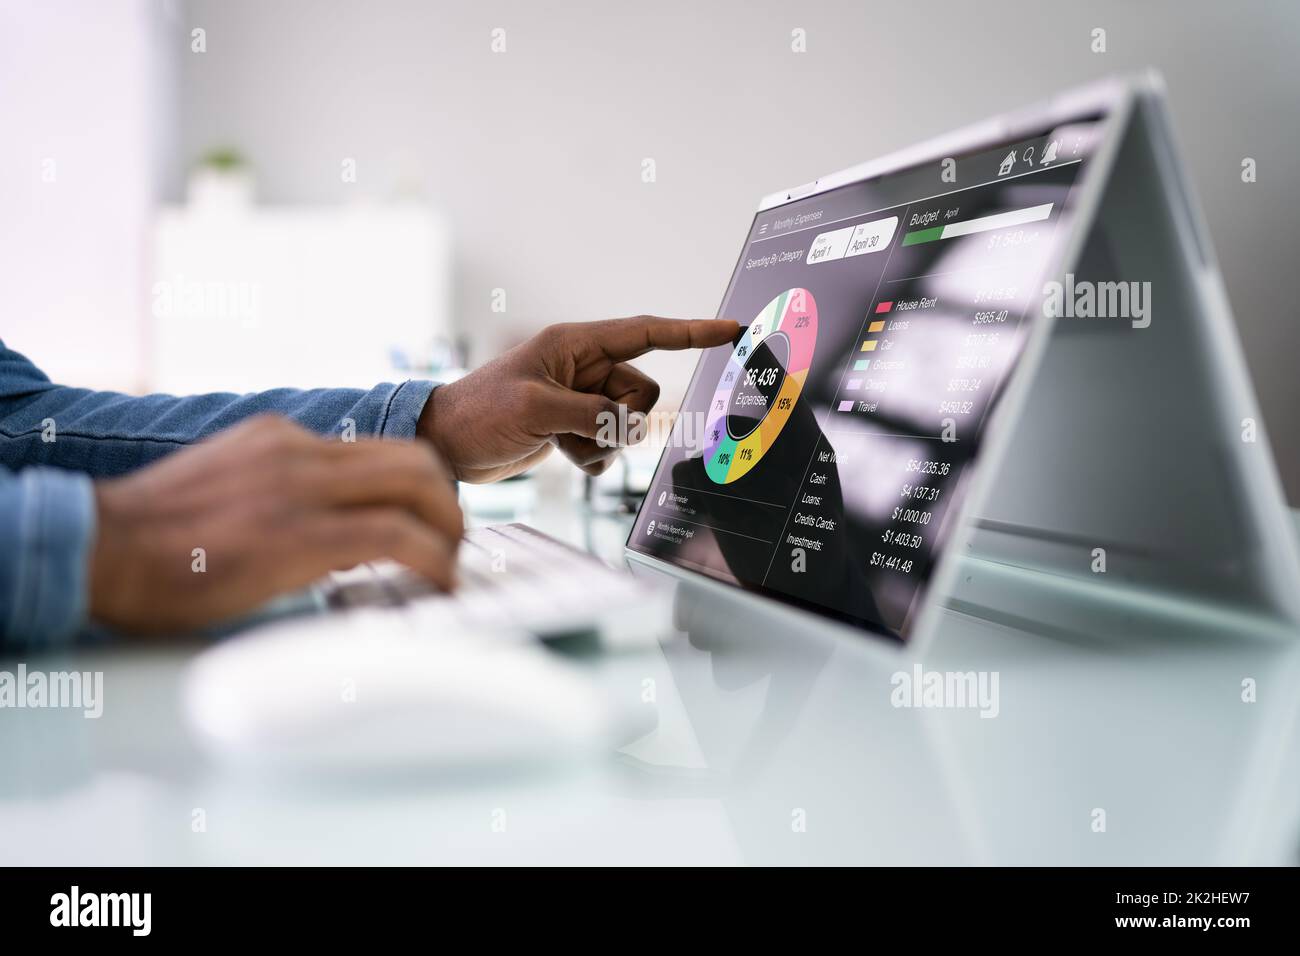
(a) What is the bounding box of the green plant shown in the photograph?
[196,147,248,172]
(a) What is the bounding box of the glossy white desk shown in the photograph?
[2,505,1298,866]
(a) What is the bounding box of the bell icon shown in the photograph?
[1041,140,1059,165]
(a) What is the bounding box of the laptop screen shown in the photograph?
[630,117,1104,640]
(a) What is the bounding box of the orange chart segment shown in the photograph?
[704,289,818,484]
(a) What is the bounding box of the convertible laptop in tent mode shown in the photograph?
[625,71,1300,651]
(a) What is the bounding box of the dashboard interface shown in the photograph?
[630,119,1104,640]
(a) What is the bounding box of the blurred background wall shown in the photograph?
[1,0,173,389]
[4,0,1299,498]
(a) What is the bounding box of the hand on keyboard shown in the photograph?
[326,523,673,645]
[91,416,464,635]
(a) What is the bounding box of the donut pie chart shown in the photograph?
[704,288,818,484]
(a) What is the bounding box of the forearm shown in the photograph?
[1,343,434,477]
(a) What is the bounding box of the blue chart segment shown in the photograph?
[704,288,818,484]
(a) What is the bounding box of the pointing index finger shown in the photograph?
[591,316,740,361]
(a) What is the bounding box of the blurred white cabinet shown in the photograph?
[150,204,451,393]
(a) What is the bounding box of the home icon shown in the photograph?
[998,151,1016,176]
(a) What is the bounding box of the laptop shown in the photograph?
[621,71,1300,650]
[246,72,1300,652]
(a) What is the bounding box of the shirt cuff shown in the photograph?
[0,468,96,646]
[375,380,437,440]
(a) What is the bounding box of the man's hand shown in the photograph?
[89,415,463,635]
[419,315,739,482]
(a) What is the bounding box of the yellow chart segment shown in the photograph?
[724,370,806,482]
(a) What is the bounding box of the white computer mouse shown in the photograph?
[182,611,624,774]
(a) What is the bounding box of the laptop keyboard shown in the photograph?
[322,522,672,645]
